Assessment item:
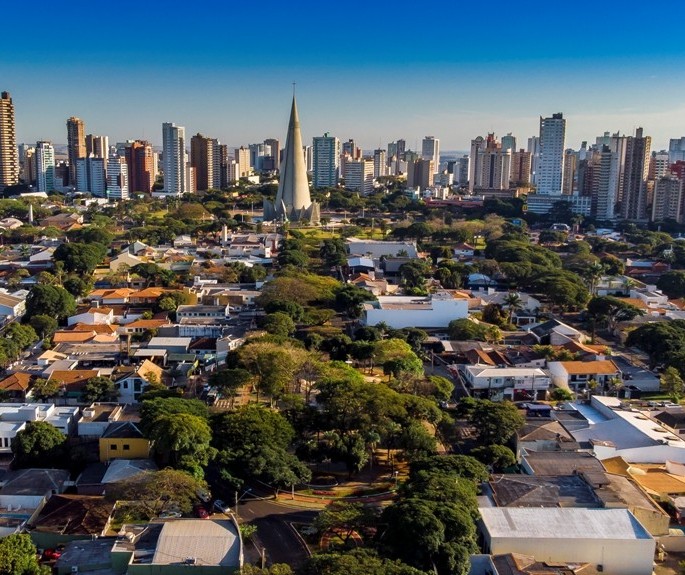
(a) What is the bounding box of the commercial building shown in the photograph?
[479,507,655,575]
[407,158,434,189]
[373,148,387,178]
[669,137,685,163]
[161,122,187,195]
[66,116,86,186]
[0,91,19,190]
[362,291,469,329]
[421,136,440,171]
[85,134,108,159]
[35,141,55,192]
[107,155,129,200]
[537,113,566,195]
[312,132,340,188]
[344,159,374,194]
[264,138,280,171]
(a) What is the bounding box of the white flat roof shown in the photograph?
[480,508,652,540]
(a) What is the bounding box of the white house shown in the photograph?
[547,360,622,393]
[176,304,229,320]
[459,365,550,401]
[0,292,26,321]
[0,403,79,453]
[362,291,468,329]
[346,237,419,259]
[479,507,655,575]
[112,360,164,403]
[67,307,114,326]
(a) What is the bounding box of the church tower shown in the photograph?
[264,96,320,223]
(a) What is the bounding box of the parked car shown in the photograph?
[41,547,63,561]
[194,504,209,519]
[159,510,182,519]
[213,499,231,514]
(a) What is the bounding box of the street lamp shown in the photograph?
[234,488,252,519]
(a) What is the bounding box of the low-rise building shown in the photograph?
[363,291,469,329]
[460,366,550,401]
[547,360,622,393]
[99,421,151,462]
[0,404,79,452]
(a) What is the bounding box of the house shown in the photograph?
[147,337,192,354]
[67,307,114,326]
[349,273,395,296]
[109,251,145,272]
[129,287,174,305]
[99,421,151,462]
[478,508,654,575]
[118,318,171,335]
[176,304,229,320]
[526,319,585,345]
[0,372,31,401]
[112,360,164,403]
[346,237,418,258]
[517,420,578,454]
[101,458,157,483]
[0,291,26,320]
[459,365,550,401]
[547,360,622,393]
[520,450,606,476]
[78,403,138,437]
[363,291,469,329]
[470,553,597,575]
[112,520,243,574]
[87,287,135,305]
[39,212,83,230]
[29,494,115,548]
[453,242,475,258]
[0,404,79,452]
[46,369,101,401]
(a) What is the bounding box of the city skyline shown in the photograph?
[2,2,685,151]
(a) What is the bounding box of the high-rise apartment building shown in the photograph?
[191,133,216,191]
[649,151,671,180]
[373,149,387,179]
[620,128,651,220]
[35,141,55,192]
[469,136,486,193]
[344,159,374,194]
[22,146,36,185]
[0,92,19,191]
[421,136,440,172]
[86,134,108,159]
[469,134,510,191]
[562,149,577,195]
[537,113,566,195]
[107,155,129,200]
[342,139,361,161]
[235,146,251,178]
[313,133,340,188]
[669,137,685,164]
[125,141,154,193]
[162,122,187,196]
[527,136,540,185]
[408,159,434,190]
[511,149,532,186]
[263,138,280,172]
[66,116,86,186]
[651,176,683,222]
[76,157,106,197]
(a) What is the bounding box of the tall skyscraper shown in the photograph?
[669,137,685,164]
[66,116,86,186]
[35,141,55,192]
[76,156,106,197]
[469,136,486,193]
[649,151,671,180]
[421,136,440,172]
[107,155,129,200]
[537,113,566,195]
[0,92,19,191]
[562,149,577,195]
[263,96,319,223]
[651,175,683,222]
[342,139,361,160]
[408,159,434,190]
[373,149,387,179]
[313,132,340,188]
[85,134,109,159]
[191,133,215,191]
[527,136,540,185]
[162,122,187,195]
[344,159,374,194]
[474,134,511,190]
[125,140,154,193]
[235,146,251,177]
[620,128,651,220]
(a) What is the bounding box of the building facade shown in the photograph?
[0,92,19,191]
[537,113,566,195]
[312,132,340,188]
[161,122,187,195]
[35,141,55,193]
[107,155,129,200]
[125,140,154,194]
[66,116,86,186]
[76,157,106,197]
[620,128,651,221]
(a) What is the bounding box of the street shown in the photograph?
[239,498,318,567]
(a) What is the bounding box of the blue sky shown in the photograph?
[3,1,685,152]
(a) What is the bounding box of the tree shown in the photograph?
[209,368,252,406]
[625,322,685,369]
[399,260,431,289]
[550,387,574,401]
[502,292,523,324]
[242,566,293,575]
[586,296,643,332]
[29,314,58,339]
[662,366,685,403]
[147,413,215,477]
[471,444,517,471]
[468,400,524,445]
[11,420,67,468]
[24,284,76,322]
[302,549,424,575]
[263,312,296,337]
[313,502,378,546]
[54,242,107,275]
[658,271,685,299]
[139,397,209,435]
[427,376,454,402]
[105,469,208,519]
[29,377,60,401]
[83,376,119,403]
[320,238,348,268]
[0,533,49,575]
[447,318,491,342]
[336,284,375,318]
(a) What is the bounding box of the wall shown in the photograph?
[99,438,151,462]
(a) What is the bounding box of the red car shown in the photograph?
[42,547,63,561]
[193,504,209,519]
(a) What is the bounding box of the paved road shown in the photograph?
[239,498,318,567]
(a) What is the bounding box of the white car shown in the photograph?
[213,499,231,514]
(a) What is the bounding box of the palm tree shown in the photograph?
[582,262,605,295]
[503,292,523,325]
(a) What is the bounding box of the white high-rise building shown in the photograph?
[537,113,566,195]
[421,136,440,172]
[373,149,387,179]
[76,156,106,197]
[162,122,187,196]
[107,155,129,200]
[344,159,374,194]
[35,141,55,193]
[234,146,251,177]
[312,133,340,188]
[527,136,540,185]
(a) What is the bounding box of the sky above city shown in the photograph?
[3,1,685,152]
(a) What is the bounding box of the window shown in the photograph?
[110,444,117,450]
[123,381,129,389]
[123,444,130,451]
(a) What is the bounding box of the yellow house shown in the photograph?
[99,421,151,462]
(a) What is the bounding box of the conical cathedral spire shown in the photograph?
[264,96,319,224]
